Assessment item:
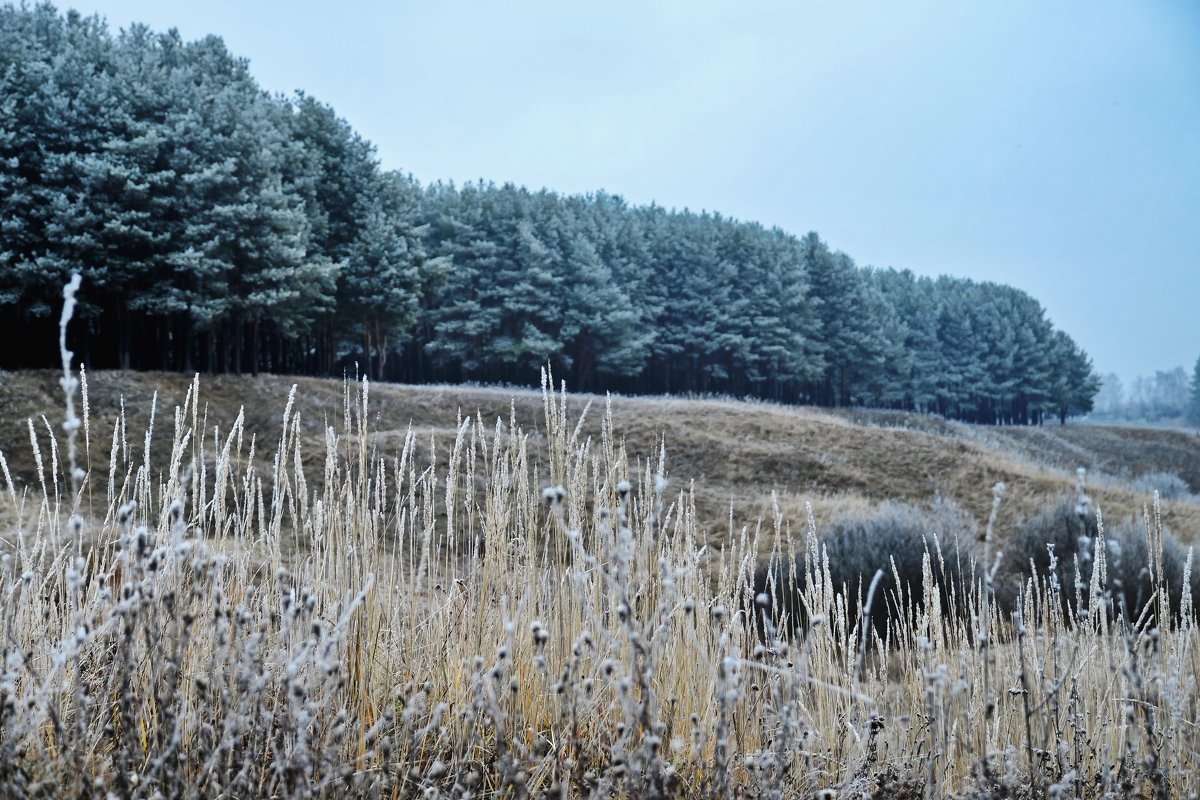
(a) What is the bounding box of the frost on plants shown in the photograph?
[0,282,1198,798]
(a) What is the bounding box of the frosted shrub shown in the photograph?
[998,492,1099,615]
[1001,492,1199,623]
[752,501,978,643]
[1102,516,1200,621]
[1130,470,1194,502]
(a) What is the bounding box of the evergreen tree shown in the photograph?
[857,276,910,408]
[638,208,733,394]
[0,6,119,363]
[560,192,653,390]
[423,183,566,381]
[544,200,647,390]
[338,172,438,380]
[1049,330,1101,424]
[871,269,942,412]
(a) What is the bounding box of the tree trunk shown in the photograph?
[184,318,194,373]
[251,318,260,377]
[362,321,373,381]
[161,316,171,371]
[375,318,387,381]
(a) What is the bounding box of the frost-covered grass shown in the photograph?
[1,361,1198,800]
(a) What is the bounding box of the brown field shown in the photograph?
[3,368,1197,552]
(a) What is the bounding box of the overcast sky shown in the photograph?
[72,1,1200,384]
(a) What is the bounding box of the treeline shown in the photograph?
[1094,361,1200,425]
[0,4,1100,423]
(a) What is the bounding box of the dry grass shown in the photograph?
[0,366,1198,798]
[3,370,1198,555]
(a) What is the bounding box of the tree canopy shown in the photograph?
[0,4,1100,423]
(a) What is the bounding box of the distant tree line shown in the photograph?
[1096,360,1200,427]
[0,4,1100,423]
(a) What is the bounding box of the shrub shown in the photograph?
[1102,515,1199,621]
[752,500,979,644]
[995,491,1098,616]
[999,490,1199,624]
[1130,470,1194,502]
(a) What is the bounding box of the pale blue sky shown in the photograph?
[73,1,1200,384]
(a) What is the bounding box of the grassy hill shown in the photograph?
[3,369,1197,550]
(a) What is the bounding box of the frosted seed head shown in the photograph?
[117,502,136,525]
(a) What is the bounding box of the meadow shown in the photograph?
[1,360,1198,798]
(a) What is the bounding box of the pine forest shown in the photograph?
[0,5,1100,424]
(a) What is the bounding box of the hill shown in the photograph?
[2,369,1197,551]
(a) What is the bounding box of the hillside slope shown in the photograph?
[2,370,1198,548]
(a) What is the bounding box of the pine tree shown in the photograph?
[857,275,910,408]
[549,203,647,390]
[0,6,120,363]
[338,172,436,380]
[560,192,653,390]
[871,269,941,413]
[639,208,732,394]
[802,234,888,406]
[1049,331,1101,424]
[423,183,566,383]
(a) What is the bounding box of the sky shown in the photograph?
[71,0,1200,385]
